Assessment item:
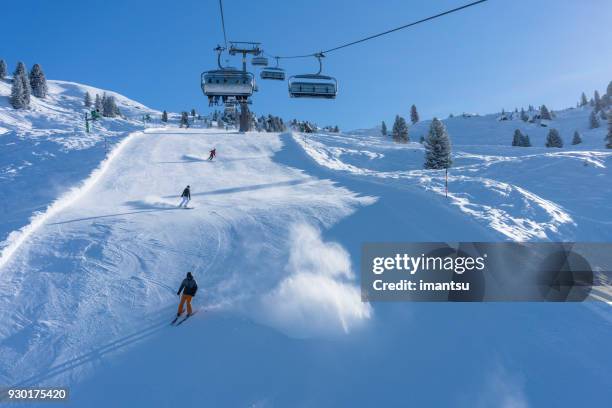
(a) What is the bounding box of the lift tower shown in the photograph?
[229,42,262,132]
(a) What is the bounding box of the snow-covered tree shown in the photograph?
[571,131,582,145]
[391,115,409,143]
[512,129,531,147]
[589,110,600,129]
[580,92,588,107]
[545,128,563,148]
[594,90,602,112]
[0,59,6,80]
[424,118,452,169]
[600,109,608,120]
[381,121,387,137]
[84,91,92,107]
[605,81,612,107]
[606,111,612,149]
[521,133,532,147]
[12,62,31,107]
[540,105,552,120]
[162,110,168,122]
[29,63,47,98]
[102,94,118,117]
[333,125,340,133]
[94,94,103,112]
[13,61,26,77]
[10,72,29,109]
[520,108,529,122]
[410,104,419,124]
[512,129,523,146]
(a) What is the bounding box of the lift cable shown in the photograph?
[218,0,229,49]
[268,0,488,59]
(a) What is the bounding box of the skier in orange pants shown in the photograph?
[176,272,198,316]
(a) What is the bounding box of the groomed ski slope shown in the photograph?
[1,128,611,407]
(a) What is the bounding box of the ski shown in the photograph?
[176,310,200,326]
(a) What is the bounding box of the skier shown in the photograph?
[208,148,216,161]
[178,185,191,208]
[176,272,198,317]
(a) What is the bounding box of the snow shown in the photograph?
[0,77,159,247]
[1,78,612,406]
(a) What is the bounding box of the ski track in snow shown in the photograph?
[0,129,373,386]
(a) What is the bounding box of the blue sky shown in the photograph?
[2,0,611,129]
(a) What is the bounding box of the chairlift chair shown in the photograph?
[252,56,269,66]
[288,53,337,99]
[260,57,285,81]
[201,47,255,105]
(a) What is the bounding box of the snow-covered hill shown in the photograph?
[341,108,612,240]
[1,80,611,407]
[0,78,158,247]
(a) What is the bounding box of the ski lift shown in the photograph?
[288,53,337,99]
[201,46,255,105]
[261,57,286,81]
[252,56,268,66]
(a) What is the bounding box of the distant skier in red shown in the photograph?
[208,148,216,161]
[176,272,198,317]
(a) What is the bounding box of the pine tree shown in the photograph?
[571,131,582,145]
[12,62,31,107]
[580,92,588,107]
[162,110,168,122]
[545,129,563,148]
[94,94,103,112]
[191,108,196,117]
[410,104,419,124]
[594,90,602,112]
[10,72,28,109]
[0,59,6,80]
[29,63,47,98]
[605,81,612,107]
[512,129,523,146]
[540,105,552,120]
[520,108,529,122]
[521,133,532,147]
[391,115,409,143]
[13,61,26,77]
[102,94,118,117]
[424,118,452,169]
[84,91,92,107]
[381,121,387,136]
[606,111,612,149]
[589,110,600,129]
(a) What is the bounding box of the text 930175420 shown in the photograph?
[0,387,69,402]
